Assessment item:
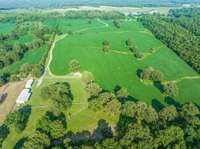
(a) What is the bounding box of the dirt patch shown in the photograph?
[0,79,27,123]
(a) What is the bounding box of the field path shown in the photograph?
[37,19,109,87]
[37,33,68,87]
[163,76,200,84]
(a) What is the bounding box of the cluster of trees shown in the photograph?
[64,11,125,20]
[102,40,110,53]
[86,81,130,115]
[113,20,121,28]
[169,7,200,17]
[0,105,32,146]
[4,105,32,132]
[69,59,81,73]
[126,38,143,59]
[13,93,200,148]
[0,124,9,147]
[139,15,200,73]
[139,67,178,97]
[41,82,73,109]
[173,16,200,36]
[139,67,164,82]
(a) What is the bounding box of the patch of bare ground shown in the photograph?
[0,79,28,123]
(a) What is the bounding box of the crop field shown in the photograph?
[50,19,200,103]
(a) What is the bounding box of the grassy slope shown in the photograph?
[50,19,200,103]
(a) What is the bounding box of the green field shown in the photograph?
[0,22,15,34]
[50,19,200,104]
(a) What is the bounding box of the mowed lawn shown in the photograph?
[50,19,200,104]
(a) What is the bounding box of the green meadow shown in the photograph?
[50,19,200,104]
[0,22,15,34]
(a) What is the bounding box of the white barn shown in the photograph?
[16,89,31,105]
[25,79,34,89]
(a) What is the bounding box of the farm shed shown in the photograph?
[25,79,34,89]
[16,89,31,105]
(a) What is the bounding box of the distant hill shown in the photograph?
[0,0,199,9]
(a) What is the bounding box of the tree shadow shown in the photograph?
[46,110,67,128]
[13,137,27,149]
[164,96,181,109]
[114,85,137,103]
[91,119,113,141]
[151,98,165,112]
[115,114,134,138]
[153,81,164,93]
[136,69,143,78]
[65,119,113,145]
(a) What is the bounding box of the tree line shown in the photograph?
[139,15,200,73]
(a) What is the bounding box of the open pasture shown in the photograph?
[50,19,200,103]
[0,22,15,34]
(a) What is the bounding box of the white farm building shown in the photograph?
[16,89,31,105]
[25,79,34,89]
[16,79,34,106]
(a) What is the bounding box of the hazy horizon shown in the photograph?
[0,0,199,8]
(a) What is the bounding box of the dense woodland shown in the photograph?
[139,9,200,73]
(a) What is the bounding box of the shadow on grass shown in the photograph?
[164,96,182,109]
[151,98,165,112]
[13,137,27,149]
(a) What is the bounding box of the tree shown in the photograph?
[0,124,9,147]
[37,110,67,139]
[116,87,129,102]
[151,70,164,82]
[69,59,80,73]
[5,105,31,131]
[49,120,66,139]
[31,64,44,78]
[159,105,178,122]
[154,126,185,149]
[126,39,133,48]
[22,131,50,149]
[86,82,102,98]
[122,101,158,124]
[139,67,164,82]
[41,82,73,109]
[163,82,179,97]
[102,40,110,52]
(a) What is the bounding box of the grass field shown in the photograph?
[50,19,200,104]
[0,22,15,34]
